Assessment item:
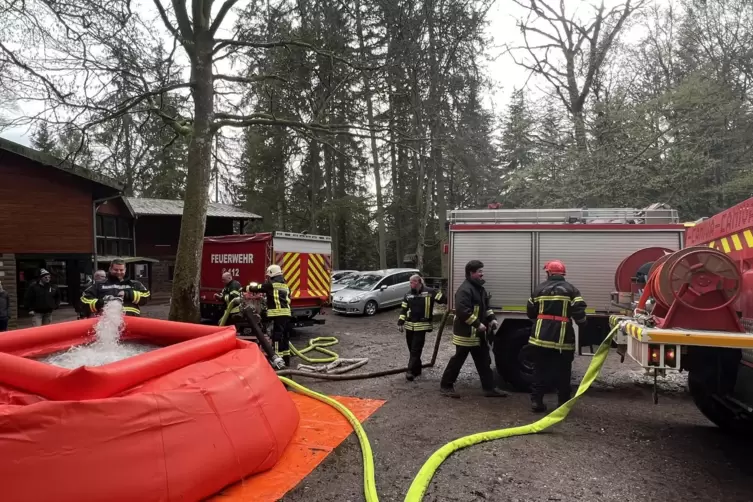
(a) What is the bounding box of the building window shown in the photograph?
[96,215,134,257]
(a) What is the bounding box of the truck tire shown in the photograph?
[688,366,752,435]
[494,327,536,392]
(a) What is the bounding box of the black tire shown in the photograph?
[494,327,536,392]
[363,300,378,316]
[688,367,752,435]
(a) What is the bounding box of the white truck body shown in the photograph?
[447,207,685,315]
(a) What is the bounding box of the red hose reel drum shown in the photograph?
[642,246,745,331]
[614,247,675,292]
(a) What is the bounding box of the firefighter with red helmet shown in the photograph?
[526,260,588,413]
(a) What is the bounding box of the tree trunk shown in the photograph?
[416,177,433,271]
[354,0,387,269]
[168,37,214,322]
[324,142,339,269]
[426,0,447,275]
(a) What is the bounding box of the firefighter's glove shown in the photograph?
[214,293,222,300]
[490,320,499,332]
[398,324,404,333]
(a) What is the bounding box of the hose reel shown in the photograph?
[637,246,744,332]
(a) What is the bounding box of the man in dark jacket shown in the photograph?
[25,268,60,326]
[440,260,507,398]
[527,259,588,413]
[0,281,10,331]
[80,259,150,317]
[245,264,293,366]
[397,274,447,381]
[217,272,243,326]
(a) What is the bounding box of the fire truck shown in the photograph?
[199,231,332,327]
[447,201,753,432]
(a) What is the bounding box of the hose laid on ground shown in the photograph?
[280,324,620,502]
[279,375,380,502]
[276,310,451,380]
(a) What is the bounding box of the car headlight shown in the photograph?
[349,295,365,303]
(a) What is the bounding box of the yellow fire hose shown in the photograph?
[279,324,619,502]
[289,337,341,363]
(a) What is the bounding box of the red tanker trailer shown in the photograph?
[611,197,753,432]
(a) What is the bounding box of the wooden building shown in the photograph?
[0,137,123,327]
[0,137,261,327]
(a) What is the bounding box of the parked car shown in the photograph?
[331,268,419,316]
[331,272,362,295]
[331,270,358,282]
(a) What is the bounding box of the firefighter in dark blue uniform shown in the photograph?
[439,260,507,398]
[245,265,293,366]
[527,260,588,413]
[80,259,150,317]
[397,274,447,380]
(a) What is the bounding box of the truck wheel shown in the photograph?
[363,300,378,316]
[688,366,751,435]
[494,327,535,392]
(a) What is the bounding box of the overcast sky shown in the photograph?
[0,0,651,147]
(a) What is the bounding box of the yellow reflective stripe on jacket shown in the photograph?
[80,296,98,313]
[452,335,481,347]
[267,308,291,317]
[424,296,431,319]
[529,336,574,351]
[533,295,572,302]
[434,291,443,301]
[485,309,494,317]
[558,298,569,347]
[405,321,433,331]
[465,305,480,325]
[571,296,585,304]
[132,290,151,304]
[123,306,140,315]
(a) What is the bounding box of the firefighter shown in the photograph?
[526,259,587,413]
[80,259,150,317]
[245,265,293,366]
[397,274,447,381]
[439,260,507,398]
[216,272,243,327]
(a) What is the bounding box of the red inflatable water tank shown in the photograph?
[0,317,299,502]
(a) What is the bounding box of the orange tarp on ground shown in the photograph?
[210,392,386,502]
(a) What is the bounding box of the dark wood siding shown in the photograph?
[0,155,96,253]
[135,216,236,257]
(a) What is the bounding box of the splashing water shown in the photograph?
[38,300,159,369]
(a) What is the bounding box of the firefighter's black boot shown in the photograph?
[440,386,460,398]
[484,388,509,398]
[405,371,415,381]
[531,396,547,413]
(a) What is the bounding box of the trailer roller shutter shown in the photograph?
[538,231,683,312]
[450,232,533,311]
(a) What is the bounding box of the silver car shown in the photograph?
[331,272,362,295]
[331,268,419,316]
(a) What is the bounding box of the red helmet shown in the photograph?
[544,260,566,276]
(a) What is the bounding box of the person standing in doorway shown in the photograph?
[439,260,507,398]
[0,281,10,331]
[25,268,60,326]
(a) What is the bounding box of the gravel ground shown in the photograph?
[33,304,752,501]
[279,308,753,502]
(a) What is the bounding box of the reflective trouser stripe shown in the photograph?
[452,335,481,347]
[528,337,574,351]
